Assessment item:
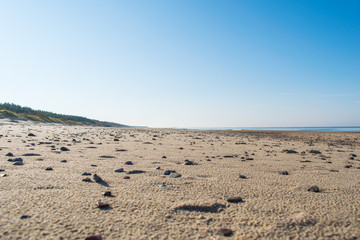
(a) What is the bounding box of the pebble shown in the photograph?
[162,156,167,159]
[20,215,31,219]
[93,174,103,183]
[344,165,352,168]
[124,161,133,165]
[82,172,92,176]
[184,160,194,165]
[308,186,320,192]
[45,167,53,171]
[6,152,13,157]
[225,196,243,203]
[168,172,181,178]
[0,169,5,172]
[114,168,124,173]
[0,173,7,177]
[60,147,70,151]
[28,133,36,137]
[60,160,67,163]
[155,166,161,170]
[82,177,92,182]
[96,201,109,209]
[85,235,103,240]
[123,176,130,179]
[279,171,289,175]
[219,228,234,237]
[13,162,23,166]
[127,170,145,174]
[163,170,175,175]
[103,191,112,197]
[239,175,247,179]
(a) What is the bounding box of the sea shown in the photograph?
[188,127,360,132]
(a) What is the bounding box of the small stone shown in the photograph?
[155,166,161,170]
[0,173,7,177]
[60,147,70,151]
[93,174,103,183]
[82,172,92,176]
[219,228,233,237]
[28,133,36,137]
[20,215,31,219]
[349,153,357,157]
[114,138,119,141]
[163,170,174,175]
[82,177,92,182]
[308,186,320,192]
[184,160,194,165]
[114,168,124,173]
[225,196,243,203]
[123,176,130,179]
[162,156,167,159]
[168,172,181,178]
[103,191,112,197]
[0,169,5,172]
[91,164,97,167]
[279,171,289,175]
[127,170,145,174]
[60,160,67,163]
[124,161,133,165]
[45,167,53,171]
[96,201,109,209]
[13,162,23,166]
[85,235,103,240]
[344,165,352,168]
[6,152,13,157]
[239,175,247,179]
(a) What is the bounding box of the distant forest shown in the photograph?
[0,102,128,127]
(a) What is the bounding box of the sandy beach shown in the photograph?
[0,119,359,239]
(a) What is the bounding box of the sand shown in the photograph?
[0,119,359,239]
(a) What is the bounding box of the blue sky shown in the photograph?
[1,1,359,127]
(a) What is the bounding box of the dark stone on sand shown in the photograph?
[82,177,92,182]
[349,153,357,157]
[60,160,67,163]
[28,133,36,137]
[282,149,298,154]
[6,152,13,157]
[22,153,41,156]
[224,155,238,158]
[60,147,70,151]
[168,172,181,178]
[123,176,130,179]
[127,170,146,174]
[99,155,115,159]
[103,191,112,197]
[116,149,127,152]
[162,156,167,159]
[279,171,289,175]
[329,169,339,172]
[96,201,110,209]
[0,169,4,172]
[45,167,53,171]
[8,157,23,162]
[93,174,103,183]
[20,215,31,219]
[125,161,133,165]
[308,186,320,192]
[114,138,119,141]
[85,235,103,240]
[155,166,161,170]
[179,147,184,150]
[114,168,124,173]
[13,161,23,166]
[219,228,233,237]
[82,172,92,176]
[246,157,254,160]
[344,165,352,168]
[184,160,194,165]
[308,150,322,154]
[91,164,97,167]
[239,175,247,179]
[225,196,243,203]
[163,170,175,175]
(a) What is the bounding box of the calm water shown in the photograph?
[190,127,360,132]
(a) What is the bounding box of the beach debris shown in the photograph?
[60,147,70,151]
[124,161,133,165]
[219,228,234,237]
[224,196,243,203]
[308,186,320,192]
[279,171,289,175]
[85,235,103,240]
[168,172,181,178]
[114,168,124,173]
[0,173,7,177]
[93,174,103,183]
[82,177,92,182]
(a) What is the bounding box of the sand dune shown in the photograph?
[0,120,359,239]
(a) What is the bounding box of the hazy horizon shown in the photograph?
[1,1,359,128]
